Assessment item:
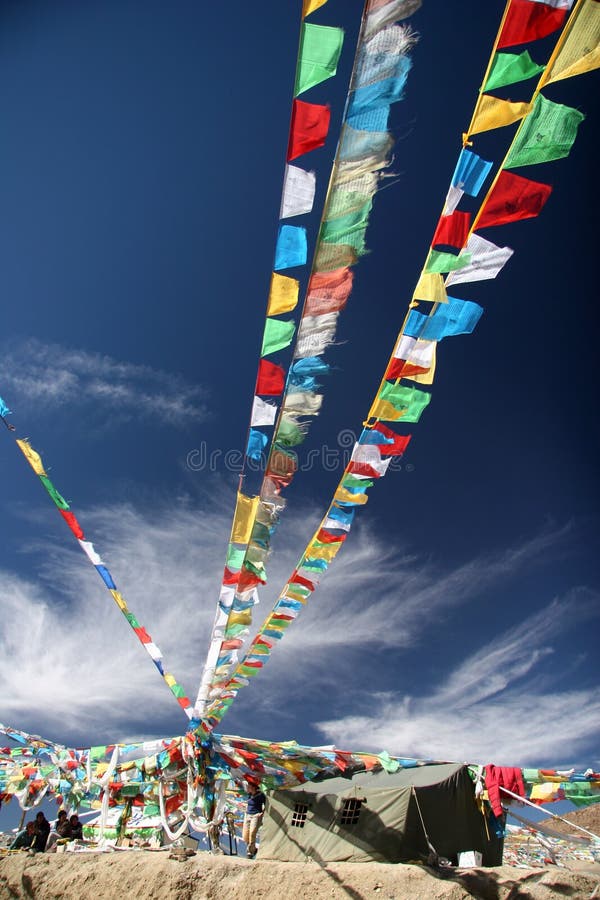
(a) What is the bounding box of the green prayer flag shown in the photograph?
[484,50,545,92]
[261,318,296,357]
[275,418,306,447]
[321,200,372,255]
[226,544,246,569]
[39,475,70,510]
[379,382,431,422]
[505,94,585,169]
[377,750,400,774]
[295,23,344,96]
[342,474,374,489]
[425,249,472,274]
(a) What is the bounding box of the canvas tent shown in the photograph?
[259,763,503,866]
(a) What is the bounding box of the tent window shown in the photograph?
[291,802,309,828]
[340,798,362,826]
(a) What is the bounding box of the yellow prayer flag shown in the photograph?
[283,590,309,603]
[471,95,531,135]
[228,610,253,626]
[266,272,299,316]
[230,492,259,544]
[369,398,403,421]
[412,272,448,304]
[305,541,343,562]
[164,674,176,688]
[546,0,600,84]
[334,486,369,505]
[16,439,47,476]
[407,345,437,385]
[302,0,328,16]
[110,589,128,611]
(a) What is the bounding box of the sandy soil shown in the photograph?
[1,851,599,900]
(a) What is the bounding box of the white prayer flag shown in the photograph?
[280,164,316,219]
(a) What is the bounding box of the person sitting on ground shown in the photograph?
[33,812,51,852]
[55,810,70,837]
[68,814,83,840]
[9,821,36,850]
[242,781,266,860]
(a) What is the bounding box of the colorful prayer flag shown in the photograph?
[280,165,316,219]
[504,94,585,168]
[377,383,431,422]
[470,95,531,134]
[261,318,296,357]
[404,296,483,342]
[545,0,600,84]
[425,249,472,274]
[498,0,568,49]
[484,50,545,91]
[412,272,447,304]
[274,224,307,270]
[256,359,285,395]
[446,233,514,286]
[432,210,471,250]
[477,170,552,228]
[287,99,331,161]
[231,493,260,544]
[302,0,328,16]
[251,396,278,427]
[295,23,344,97]
[359,423,411,456]
[451,148,493,197]
[267,272,300,316]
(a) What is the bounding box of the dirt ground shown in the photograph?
[1,851,599,900]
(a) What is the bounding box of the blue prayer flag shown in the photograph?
[246,428,268,460]
[274,225,307,271]
[404,296,483,342]
[95,565,117,590]
[451,149,493,197]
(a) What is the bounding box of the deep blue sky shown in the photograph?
[0,0,598,793]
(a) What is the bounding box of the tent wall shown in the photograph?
[259,764,503,866]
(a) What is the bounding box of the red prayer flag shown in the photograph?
[256,359,285,395]
[385,358,429,381]
[316,528,348,543]
[498,0,567,49]
[60,509,85,540]
[477,170,552,229]
[287,99,331,161]
[347,461,384,479]
[222,567,239,585]
[432,210,471,250]
[289,572,316,591]
[365,423,412,456]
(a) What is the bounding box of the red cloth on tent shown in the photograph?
[256,359,285,396]
[485,765,526,817]
[477,170,552,229]
[287,99,331,161]
[498,0,567,49]
[432,210,471,250]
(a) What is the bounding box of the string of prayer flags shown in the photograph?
[484,50,546,91]
[294,23,345,97]
[446,234,514,286]
[261,318,296,357]
[470,95,532,135]
[497,0,569,49]
[14,437,194,717]
[404,297,484,342]
[256,359,285,395]
[287,99,331,161]
[477,170,552,228]
[504,94,585,167]
[280,165,316,220]
[274,224,308,270]
[544,0,600,84]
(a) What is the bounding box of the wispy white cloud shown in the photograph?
[0,496,595,767]
[0,338,209,425]
[315,587,600,766]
